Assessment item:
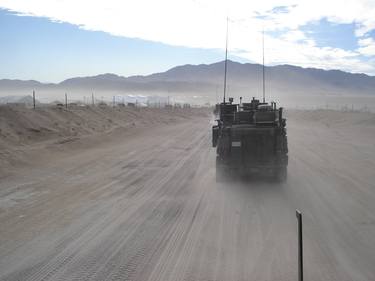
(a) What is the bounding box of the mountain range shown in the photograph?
[1,61,375,101]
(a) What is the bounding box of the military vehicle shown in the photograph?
[213,20,288,181]
[212,97,288,181]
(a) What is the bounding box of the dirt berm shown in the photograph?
[0,105,208,173]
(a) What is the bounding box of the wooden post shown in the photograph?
[65,93,68,109]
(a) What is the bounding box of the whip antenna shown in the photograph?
[223,17,229,104]
[262,29,266,103]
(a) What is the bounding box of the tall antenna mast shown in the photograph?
[262,29,266,103]
[223,17,229,104]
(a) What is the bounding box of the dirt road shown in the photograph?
[1,111,375,281]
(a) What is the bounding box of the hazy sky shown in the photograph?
[1,0,375,82]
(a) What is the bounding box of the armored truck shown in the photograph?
[212,97,288,181]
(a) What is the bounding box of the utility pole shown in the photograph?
[33,90,35,109]
[215,86,218,104]
[65,93,68,109]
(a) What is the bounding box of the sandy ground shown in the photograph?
[0,107,375,281]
